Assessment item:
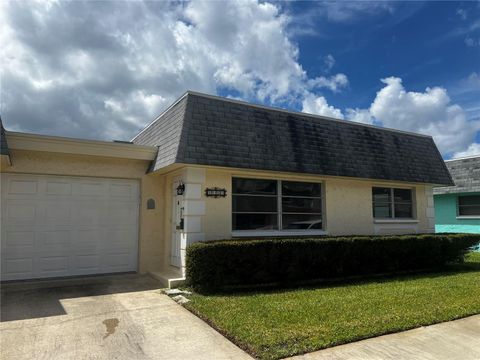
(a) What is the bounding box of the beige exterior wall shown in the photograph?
[0,155,11,170]
[191,166,434,240]
[1,149,437,278]
[4,150,149,179]
[138,172,165,273]
[204,169,232,239]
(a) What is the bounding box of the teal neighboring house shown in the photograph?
[434,156,480,250]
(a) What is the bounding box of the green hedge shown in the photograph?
[185,234,480,291]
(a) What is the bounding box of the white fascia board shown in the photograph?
[6,131,157,160]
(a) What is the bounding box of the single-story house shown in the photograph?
[0,91,453,286]
[434,156,480,235]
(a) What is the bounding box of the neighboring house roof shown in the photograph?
[133,91,453,186]
[434,156,480,195]
[1,117,9,156]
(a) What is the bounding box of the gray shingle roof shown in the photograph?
[1,117,9,156]
[133,91,453,186]
[434,156,480,194]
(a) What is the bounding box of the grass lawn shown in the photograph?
[184,252,480,360]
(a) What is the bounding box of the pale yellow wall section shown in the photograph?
[1,148,437,278]
[199,166,434,238]
[204,169,232,240]
[324,179,374,235]
[138,173,165,273]
[0,155,11,170]
[4,150,149,178]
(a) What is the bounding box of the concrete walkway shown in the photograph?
[288,315,480,360]
[0,274,251,360]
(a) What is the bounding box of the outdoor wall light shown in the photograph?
[176,182,185,196]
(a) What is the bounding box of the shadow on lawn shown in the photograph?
[198,259,480,297]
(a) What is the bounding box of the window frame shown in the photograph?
[232,177,326,236]
[457,194,480,218]
[372,186,415,220]
[231,178,279,231]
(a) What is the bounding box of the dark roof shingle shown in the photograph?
[434,156,480,194]
[133,92,453,186]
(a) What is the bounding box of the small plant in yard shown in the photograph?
[184,251,480,360]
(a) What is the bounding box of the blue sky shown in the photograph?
[288,1,479,118]
[1,1,479,158]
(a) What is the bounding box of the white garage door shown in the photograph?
[1,174,140,281]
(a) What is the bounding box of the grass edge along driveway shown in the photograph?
[184,252,480,360]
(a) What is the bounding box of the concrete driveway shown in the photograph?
[0,274,251,360]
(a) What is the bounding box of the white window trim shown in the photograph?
[456,216,480,220]
[232,178,324,234]
[232,230,329,238]
[374,219,419,224]
[372,186,416,220]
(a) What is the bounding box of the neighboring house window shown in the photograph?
[372,187,413,219]
[458,195,480,216]
[232,178,322,231]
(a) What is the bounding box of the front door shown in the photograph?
[170,181,183,268]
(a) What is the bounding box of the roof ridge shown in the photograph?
[185,90,433,139]
[174,91,193,163]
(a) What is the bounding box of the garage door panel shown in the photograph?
[107,229,135,243]
[76,229,102,250]
[38,256,69,273]
[37,230,72,250]
[6,202,37,225]
[8,179,38,195]
[4,231,35,248]
[3,244,35,258]
[105,253,135,268]
[76,203,107,226]
[109,183,137,198]
[74,254,100,270]
[108,202,137,220]
[4,258,34,278]
[1,174,139,281]
[78,182,105,197]
[44,202,72,225]
[46,181,73,196]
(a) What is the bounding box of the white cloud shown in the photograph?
[323,54,335,72]
[456,8,467,20]
[4,0,475,159]
[351,77,480,156]
[345,108,374,124]
[302,94,344,119]
[453,143,480,158]
[465,36,480,47]
[460,72,480,91]
[319,1,394,22]
[0,0,348,140]
[308,73,349,93]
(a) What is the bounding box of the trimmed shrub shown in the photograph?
[185,234,480,291]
